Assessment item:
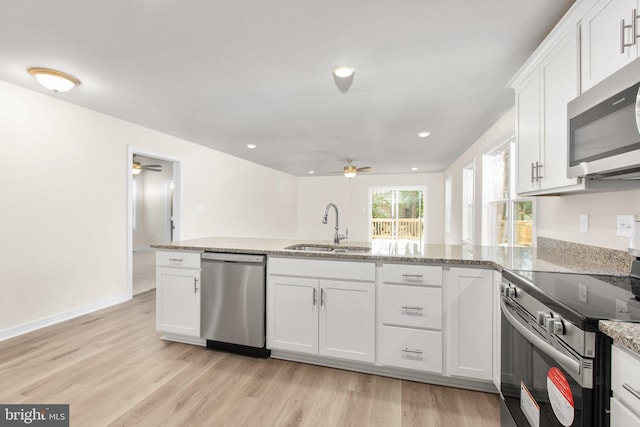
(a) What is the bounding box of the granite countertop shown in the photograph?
[152,236,640,354]
[599,321,640,353]
[151,236,629,275]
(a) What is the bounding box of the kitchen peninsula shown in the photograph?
[152,236,638,395]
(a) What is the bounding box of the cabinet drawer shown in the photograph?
[381,326,442,374]
[612,344,640,415]
[382,264,442,286]
[610,397,640,427]
[156,251,201,269]
[381,285,442,329]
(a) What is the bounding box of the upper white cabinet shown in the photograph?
[156,251,203,343]
[582,0,639,91]
[267,257,376,363]
[445,267,494,381]
[513,27,581,195]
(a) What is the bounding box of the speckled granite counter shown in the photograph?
[151,236,629,275]
[599,321,640,353]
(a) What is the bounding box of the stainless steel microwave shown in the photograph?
[568,58,640,179]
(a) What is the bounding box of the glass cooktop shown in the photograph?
[504,270,640,329]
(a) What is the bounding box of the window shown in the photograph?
[462,162,474,243]
[369,187,426,250]
[482,140,534,247]
[444,176,452,234]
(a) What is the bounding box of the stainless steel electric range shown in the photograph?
[500,269,640,427]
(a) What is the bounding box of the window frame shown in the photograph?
[461,161,475,244]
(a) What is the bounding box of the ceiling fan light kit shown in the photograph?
[28,67,80,92]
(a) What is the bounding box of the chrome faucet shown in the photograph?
[322,203,348,245]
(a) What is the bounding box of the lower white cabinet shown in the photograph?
[446,267,494,381]
[156,251,202,339]
[381,326,442,373]
[268,258,376,363]
[379,263,444,374]
[611,343,640,426]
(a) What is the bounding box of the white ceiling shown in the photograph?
[0,0,574,176]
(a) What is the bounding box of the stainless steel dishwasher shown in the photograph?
[201,252,269,358]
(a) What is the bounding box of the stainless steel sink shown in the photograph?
[284,244,371,254]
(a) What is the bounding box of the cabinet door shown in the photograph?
[156,267,201,337]
[319,280,375,363]
[515,70,541,194]
[267,276,319,354]
[540,28,580,191]
[581,0,638,91]
[610,397,640,427]
[446,268,493,381]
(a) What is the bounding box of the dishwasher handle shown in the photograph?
[202,252,265,263]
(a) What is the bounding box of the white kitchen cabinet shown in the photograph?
[267,257,376,363]
[156,251,202,342]
[581,0,639,92]
[446,267,493,381]
[492,270,501,390]
[611,343,640,426]
[319,279,375,362]
[268,275,319,354]
[379,263,444,374]
[514,27,581,195]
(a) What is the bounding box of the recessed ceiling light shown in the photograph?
[28,67,80,92]
[333,66,355,78]
[418,131,431,138]
[246,144,257,149]
[411,167,418,171]
[308,171,315,174]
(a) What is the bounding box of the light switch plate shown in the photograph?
[579,214,588,233]
[617,215,635,237]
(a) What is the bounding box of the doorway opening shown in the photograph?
[127,147,181,297]
[368,186,426,253]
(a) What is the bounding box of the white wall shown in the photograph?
[297,174,444,244]
[443,108,516,245]
[0,80,298,337]
[537,190,640,250]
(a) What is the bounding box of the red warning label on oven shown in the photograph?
[547,367,574,426]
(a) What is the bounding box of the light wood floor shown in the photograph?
[0,291,499,426]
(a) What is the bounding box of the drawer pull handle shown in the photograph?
[402,305,423,311]
[169,258,184,262]
[313,288,317,306]
[401,347,423,355]
[623,383,640,400]
[402,274,423,282]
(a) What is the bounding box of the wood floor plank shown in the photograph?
[0,290,500,426]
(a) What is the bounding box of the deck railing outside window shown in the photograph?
[371,218,423,240]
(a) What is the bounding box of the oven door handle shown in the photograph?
[501,299,581,376]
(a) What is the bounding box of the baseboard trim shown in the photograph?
[0,293,131,342]
[271,350,498,394]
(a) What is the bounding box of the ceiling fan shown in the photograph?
[337,159,372,179]
[132,155,163,175]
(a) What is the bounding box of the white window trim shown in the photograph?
[461,161,475,244]
[444,176,452,235]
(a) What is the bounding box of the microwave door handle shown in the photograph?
[501,298,580,376]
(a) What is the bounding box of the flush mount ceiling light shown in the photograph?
[332,66,355,78]
[28,67,80,93]
[411,167,418,171]
[308,171,315,174]
[418,131,431,138]
[246,144,257,149]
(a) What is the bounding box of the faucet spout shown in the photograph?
[322,203,347,245]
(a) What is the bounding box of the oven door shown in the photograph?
[500,298,594,427]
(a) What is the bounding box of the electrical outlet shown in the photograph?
[616,298,630,320]
[617,215,635,237]
[578,283,588,303]
[579,214,589,233]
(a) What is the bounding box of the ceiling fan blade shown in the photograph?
[142,164,163,168]
[142,167,163,171]
[356,166,372,172]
